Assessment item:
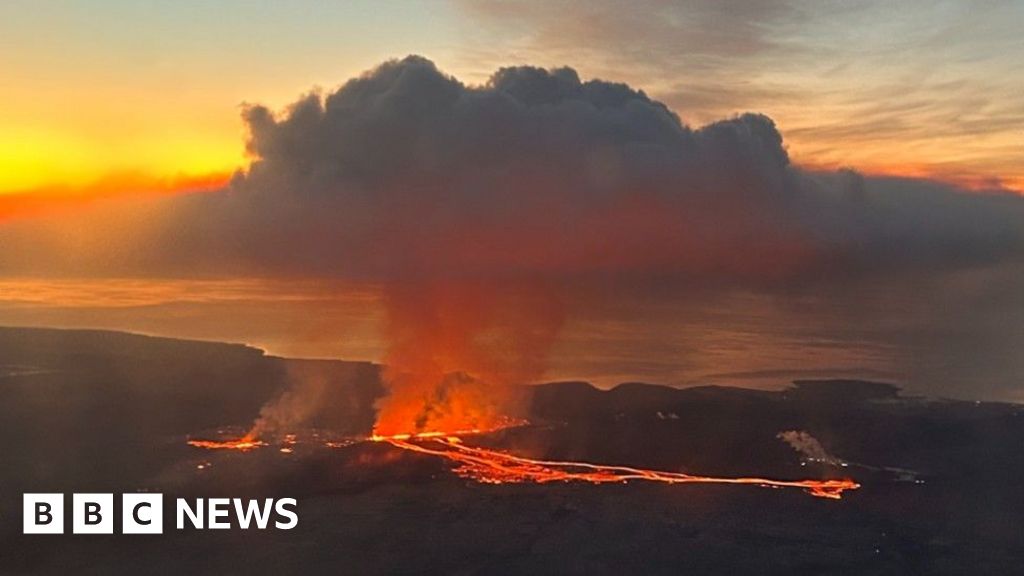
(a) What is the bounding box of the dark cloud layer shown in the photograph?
[211,56,794,280]
[180,56,1023,285]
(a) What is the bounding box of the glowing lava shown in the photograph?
[187,428,859,499]
[186,435,266,451]
[373,433,860,500]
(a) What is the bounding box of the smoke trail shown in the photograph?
[229,365,332,442]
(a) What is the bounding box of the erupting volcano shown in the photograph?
[186,284,859,500]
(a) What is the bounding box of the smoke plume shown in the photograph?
[374,280,562,434]
[244,365,333,440]
[777,430,844,466]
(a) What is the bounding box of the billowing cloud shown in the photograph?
[204,56,807,282]
[148,55,1020,286]
[1,56,1023,403]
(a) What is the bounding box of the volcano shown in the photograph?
[2,327,1023,574]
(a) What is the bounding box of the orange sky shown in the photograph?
[1,1,1021,209]
[0,172,230,222]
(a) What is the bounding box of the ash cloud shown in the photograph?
[196,56,805,282]
[164,55,1022,285]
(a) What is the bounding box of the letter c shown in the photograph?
[133,502,152,525]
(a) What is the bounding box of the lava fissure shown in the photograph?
[187,428,859,500]
[186,435,266,451]
[378,434,860,499]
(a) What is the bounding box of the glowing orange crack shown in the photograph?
[186,436,266,451]
[377,435,859,500]
[187,428,859,499]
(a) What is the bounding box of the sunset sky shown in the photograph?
[2,1,1023,402]
[2,0,1022,197]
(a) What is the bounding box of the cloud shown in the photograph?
[1,56,1023,402]
[456,0,799,64]
[453,0,1024,189]
[1,55,1022,283]
[143,56,1015,286]
[204,57,809,281]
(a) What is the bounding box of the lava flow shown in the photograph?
[186,435,266,451]
[187,428,858,499]
[373,432,860,500]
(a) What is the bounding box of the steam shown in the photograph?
[244,366,333,440]
[777,429,924,481]
[777,430,845,467]
[241,362,381,440]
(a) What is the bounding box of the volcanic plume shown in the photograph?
[218,56,826,434]
[373,280,563,435]
[176,57,959,498]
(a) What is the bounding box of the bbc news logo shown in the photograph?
[23,494,298,534]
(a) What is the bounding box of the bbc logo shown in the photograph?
[23,493,163,534]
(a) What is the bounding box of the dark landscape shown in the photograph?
[1,326,1022,575]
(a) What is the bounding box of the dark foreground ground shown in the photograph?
[1,326,1023,575]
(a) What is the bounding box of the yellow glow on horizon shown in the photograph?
[0,130,94,192]
[0,77,248,195]
[0,127,245,196]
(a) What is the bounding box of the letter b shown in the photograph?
[23,494,63,534]
[73,494,113,534]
